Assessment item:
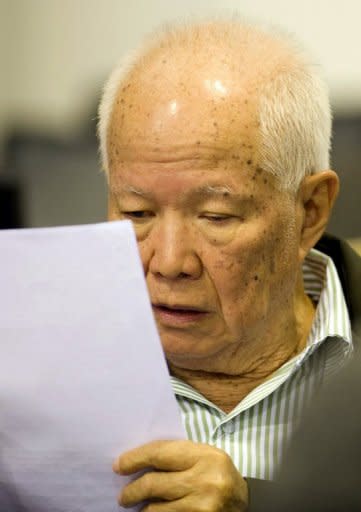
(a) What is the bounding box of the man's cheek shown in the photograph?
[213,249,272,315]
[212,257,263,306]
[220,281,270,336]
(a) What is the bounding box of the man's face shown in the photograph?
[107,58,303,372]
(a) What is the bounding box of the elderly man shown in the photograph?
[98,19,360,511]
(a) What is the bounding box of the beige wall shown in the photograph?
[2,0,361,146]
[0,1,11,156]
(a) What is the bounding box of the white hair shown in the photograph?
[97,18,332,192]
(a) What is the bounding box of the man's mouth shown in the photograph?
[152,303,209,326]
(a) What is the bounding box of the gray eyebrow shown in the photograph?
[191,185,234,197]
[117,183,249,203]
[121,184,233,197]
[121,184,151,197]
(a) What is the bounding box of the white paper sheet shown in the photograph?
[0,221,185,511]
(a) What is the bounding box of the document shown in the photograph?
[0,221,185,511]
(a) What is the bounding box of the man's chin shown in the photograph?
[164,343,230,372]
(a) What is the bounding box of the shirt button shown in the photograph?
[222,421,235,434]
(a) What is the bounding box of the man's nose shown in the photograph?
[147,218,202,280]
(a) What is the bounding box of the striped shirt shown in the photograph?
[171,248,353,480]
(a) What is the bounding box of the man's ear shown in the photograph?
[298,170,339,261]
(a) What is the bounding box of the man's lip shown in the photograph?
[152,303,208,313]
[151,303,209,327]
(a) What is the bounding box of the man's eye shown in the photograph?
[122,211,154,220]
[202,214,233,223]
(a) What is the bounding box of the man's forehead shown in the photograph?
[108,143,229,162]
[108,155,281,200]
[107,85,259,169]
[106,37,282,181]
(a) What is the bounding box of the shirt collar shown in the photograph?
[299,248,353,364]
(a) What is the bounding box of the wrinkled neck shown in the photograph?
[169,277,315,413]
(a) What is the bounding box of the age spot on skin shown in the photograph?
[247,159,252,165]
[254,275,259,281]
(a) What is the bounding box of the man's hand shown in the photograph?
[113,440,248,511]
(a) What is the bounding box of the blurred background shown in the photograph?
[0,0,360,251]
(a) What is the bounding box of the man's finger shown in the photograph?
[119,470,191,507]
[141,496,207,512]
[141,497,195,512]
[114,440,201,474]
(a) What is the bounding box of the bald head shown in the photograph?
[107,37,261,178]
[99,19,331,191]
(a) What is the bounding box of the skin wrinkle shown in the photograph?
[107,37,320,413]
